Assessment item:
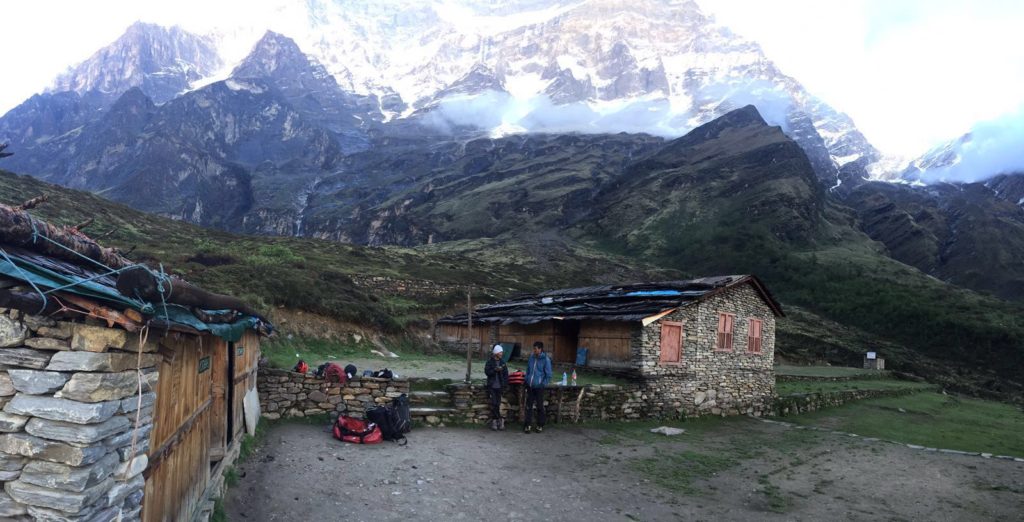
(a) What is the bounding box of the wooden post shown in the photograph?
[465,288,473,384]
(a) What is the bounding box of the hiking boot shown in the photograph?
[523,425,532,434]
[490,420,498,431]
[535,426,544,433]
[498,419,506,431]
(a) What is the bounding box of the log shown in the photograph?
[0,288,64,316]
[116,267,263,319]
[0,203,133,270]
[58,293,141,332]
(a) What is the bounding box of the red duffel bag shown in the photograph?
[332,415,383,444]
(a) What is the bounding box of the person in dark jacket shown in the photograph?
[484,344,509,430]
[523,341,552,433]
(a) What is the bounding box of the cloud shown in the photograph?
[914,105,1024,183]
[422,80,795,138]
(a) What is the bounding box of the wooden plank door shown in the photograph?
[659,321,682,363]
[143,335,214,522]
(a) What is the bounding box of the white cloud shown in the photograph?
[702,0,1024,157]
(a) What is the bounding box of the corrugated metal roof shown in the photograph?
[437,275,783,325]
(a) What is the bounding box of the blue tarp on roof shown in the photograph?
[0,246,267,341]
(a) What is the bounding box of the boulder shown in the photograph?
[5,477,114,514]
[0,316,28,348]
[8,370,70,395]
[57,372,138,403]
[24,338,70,351]
[71,325,127,353]
[4,394,120,424]
[0,433,107,466]
[0,348,53,369]
[25,416,130,445]
[46,352,160,372]
[20,453,119,493]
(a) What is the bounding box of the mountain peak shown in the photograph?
[232,31,314,80]
[49,22,221,104]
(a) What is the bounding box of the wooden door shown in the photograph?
[144,335,214,522]
[659,321,682,364]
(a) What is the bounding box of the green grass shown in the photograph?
[776,379,933,396]
[786,392,1024,456]
[634,450,737,495]
[775,365,885,378]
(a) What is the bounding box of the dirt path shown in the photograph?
[225,418,1024,521]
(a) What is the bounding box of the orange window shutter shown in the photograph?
[660,323,681,363]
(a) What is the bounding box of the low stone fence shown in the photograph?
[771,387,931,416]
[412,383,647,425]
[258,368,410,419]
[775,372,890,382]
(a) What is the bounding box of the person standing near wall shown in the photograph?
[484,344,509,430]
[524,341,552,433]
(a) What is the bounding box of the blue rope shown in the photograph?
[0,248,48,314]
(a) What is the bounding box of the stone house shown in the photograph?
[0,202,270,521]
[435,275,783,417]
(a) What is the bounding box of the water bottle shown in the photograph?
[571,369,577,386]
[561,372,568,386]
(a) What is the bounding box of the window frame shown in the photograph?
[747,318,763,354]
[716,312,735,352]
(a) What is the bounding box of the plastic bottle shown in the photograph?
[561,372,568,386]
[571,369,577,386]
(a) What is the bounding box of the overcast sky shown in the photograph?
[0,0,1021,158]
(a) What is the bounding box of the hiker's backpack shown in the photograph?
[293,360,309,374]
[332,415,382,444]
[508,371,525,385]
[366,406,407,444]
[392,394,412,434]
[314,363,330,379]
[344,364,358,380]
[324,363,347,384]
[372,368,394,379]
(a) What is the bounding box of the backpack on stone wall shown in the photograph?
[332,415,382,444]
[293,360,309,374]
[314,363,330,378]
[324,363,347,384]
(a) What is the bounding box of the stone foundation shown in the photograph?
[771,387,931,416]
[0,309,155,520]
[257,368,410,419]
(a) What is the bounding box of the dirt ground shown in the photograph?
[225,417,1024,521]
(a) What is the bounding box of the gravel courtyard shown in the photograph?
[225,417,1024,521]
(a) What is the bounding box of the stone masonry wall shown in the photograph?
[258,368,410,420]
[635,283,776,418]
[772,387,931,416]
[350,276,464,299]
[0,309,157,520]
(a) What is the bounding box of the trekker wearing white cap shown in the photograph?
[484,344,509,430]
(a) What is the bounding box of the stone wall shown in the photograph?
[0,309,156,520]
[350,276,464,299]
[772,387,931,416]
[635,283,776,418]
[258,368,410,419]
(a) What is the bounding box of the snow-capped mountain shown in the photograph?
[192,0,879,178]
[49,21,222,104]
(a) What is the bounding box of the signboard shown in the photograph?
[866,351,877,360]
[198,356,211,374]
[236,346,244,357]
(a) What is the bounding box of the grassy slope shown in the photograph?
[786,392,1024,456]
